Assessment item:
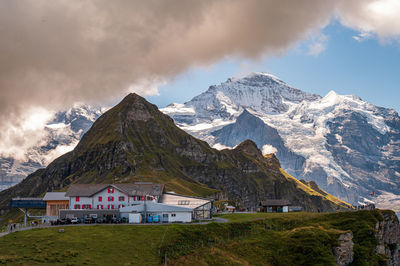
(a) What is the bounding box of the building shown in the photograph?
[65,183,164,210]
[43,192,69,217]
[289,206,302,212]
[160,192,213,219]
[120,202,193,223]
[224,204,235,213]
[41,182,213,223]
[259,199,291,213]
[10,197,46,226]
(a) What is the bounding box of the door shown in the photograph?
[162,214,168,223]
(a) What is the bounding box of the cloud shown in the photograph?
[1,0,400,159]
[337,0,400,43]
[0,108,55,160]
[213,143,233,150]
[306,34,328,56]
[262,145,278,155]
[353,32,373,42]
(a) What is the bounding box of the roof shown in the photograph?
[43,192,69,201]
[120,202,192,213]
[10,198,46,208]
[65,183,165,197]
[160,193,212,210]
[259,199,291,206]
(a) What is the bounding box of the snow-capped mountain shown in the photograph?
[162,72,400,211]
[0,105,103,190]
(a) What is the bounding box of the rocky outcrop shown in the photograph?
[333,232,354,266]
[374,211,400,265]
[211,110,307,179]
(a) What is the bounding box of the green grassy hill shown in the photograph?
[0,210,397,265]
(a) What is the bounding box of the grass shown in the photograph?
[0,225,178,265]
[280,169,353,208]
[0,210,395,265]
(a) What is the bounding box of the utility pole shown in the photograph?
[144,194,147,223]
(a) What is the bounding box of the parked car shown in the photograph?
[95,217,104,224]
[71,217,79,224]
[84,217,95,224]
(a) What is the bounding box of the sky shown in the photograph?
[148,22,400,111]
[1,0,400,160]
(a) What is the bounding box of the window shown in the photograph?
[98,196,102,202]
[76,196,80,202]
[178,200,190,205]
[74,204,80,209]
[119,196,125,201]
[171,213,176,217]
[108,187,114,193]
[108,196,114,202]
[133,196,136,201]
[82,204,91,209]
[141,196,145,201]
[97,205,104,209]
[118,204,125,208]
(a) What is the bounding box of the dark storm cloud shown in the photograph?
[0,0,398,156]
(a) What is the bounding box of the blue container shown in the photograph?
[153,215,160,223]
[147,216,153,223]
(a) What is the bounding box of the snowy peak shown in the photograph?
[227,72,287,86]
[162,72,321,125]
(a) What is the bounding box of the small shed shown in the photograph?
[259,200,291,213]
[225,204,235,213]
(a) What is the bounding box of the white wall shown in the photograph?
[70,196,92,209]
[166,212,192,223]
[68,186,159,210]
[93,187,129,209]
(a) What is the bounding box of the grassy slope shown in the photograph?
[0,210,394,265]
[280,169,353,209]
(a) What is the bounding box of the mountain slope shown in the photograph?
[161,73,400,210]
[0,93,350,213]
[211,109,306,179]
